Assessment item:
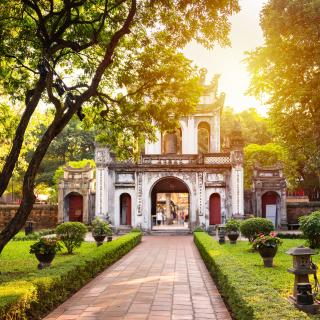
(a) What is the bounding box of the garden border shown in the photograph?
[194,232,309,320]
[0,232,142,320]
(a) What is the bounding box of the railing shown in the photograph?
[141,153,231,165]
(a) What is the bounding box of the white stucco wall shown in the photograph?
[231,166,244,215]
[113,188,136,227]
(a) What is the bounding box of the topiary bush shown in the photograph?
[91,218,112,236]
[56,222,87,254]
[299,211,320,248]
[240,217,274,242]
[225,219,241,232]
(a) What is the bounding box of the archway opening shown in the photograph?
[262,191,280,226]
[65,192,83,222]
[151,177,189,230]
[120,193,132,226]
[198,122,210,154]
[209,193,221,225]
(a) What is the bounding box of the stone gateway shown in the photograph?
[95,77,244,231]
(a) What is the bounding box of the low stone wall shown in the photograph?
[287,202,320,223]
[0,204,58,230]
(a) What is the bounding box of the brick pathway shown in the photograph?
[44,236,231,320]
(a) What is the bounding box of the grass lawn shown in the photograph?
[0,232,142,319]
[194,232,320,320]
[0,240,98,283]
[215,238,320,299]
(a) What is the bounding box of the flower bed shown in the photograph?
[194,232,318,320]
[0,232,141,319]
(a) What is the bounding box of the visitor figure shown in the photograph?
[156,209,163,225]
[181,211,185,225]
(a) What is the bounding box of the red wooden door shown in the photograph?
[209,193,221,225]
[262,192,278,218]
[121,194,131,225]
[68,194,83,222]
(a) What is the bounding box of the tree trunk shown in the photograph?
[0,77,46,197]
[0,106,76,252]
[0,0,137,252]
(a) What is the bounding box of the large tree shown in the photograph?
[244,143,298,189]
[221,107,273,147]
[0,0,239,251]
[246,0,320,200]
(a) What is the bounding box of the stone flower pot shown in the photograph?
[93,234,106,246]
[107,235,113,242]
[258,246,278,267]
[35,252,56,269]
[227,231,240,244]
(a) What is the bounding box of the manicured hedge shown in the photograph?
[12,229,56,241]
[0,232,142,320]
[277,232,305,239]
[194,232,309,320]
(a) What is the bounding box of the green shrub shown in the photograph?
[299,211,320,248]
[240,217,274,242]
[0,233,141,319]
[130,227,142,233]
[29,237,62,255]
[91,218,112,236]
[56,222,87,254]
[194,232,309,320]
[13,229,56,241]
[277,232,305,239]
[225,219,240,232]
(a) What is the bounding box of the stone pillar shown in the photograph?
[280,183,288,228]
[231,165,244,215]
[230,124,244,216]
[212,114,220,152]
[95,146,112,218]
[83,193,89,224]
[95,166,108,216]
[57,182,64,223]
[197,172,204,217]
[187,116,197,154]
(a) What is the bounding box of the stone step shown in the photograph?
[149,229,192,236]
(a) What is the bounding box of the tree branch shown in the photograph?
[81,0,137,101]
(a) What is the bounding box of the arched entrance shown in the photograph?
[209,193,221,225]
[120,193,132,226]
[65,192,83,222]
[151,177,190,230]
[262,191,280,226]
[198,122,210,153]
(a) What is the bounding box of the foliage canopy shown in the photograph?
[246,0,320,199]
[0,0,240,251]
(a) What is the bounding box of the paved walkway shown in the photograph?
[44,236,231,320]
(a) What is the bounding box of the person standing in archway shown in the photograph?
[157,209,163,226]
[181,211,185,226]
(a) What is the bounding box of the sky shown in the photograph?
[183,0,268,115]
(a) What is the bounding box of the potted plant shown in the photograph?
[252,232,282,267]
[225,219,241,244]
[92,217,112,246]
[30,237,62,269]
